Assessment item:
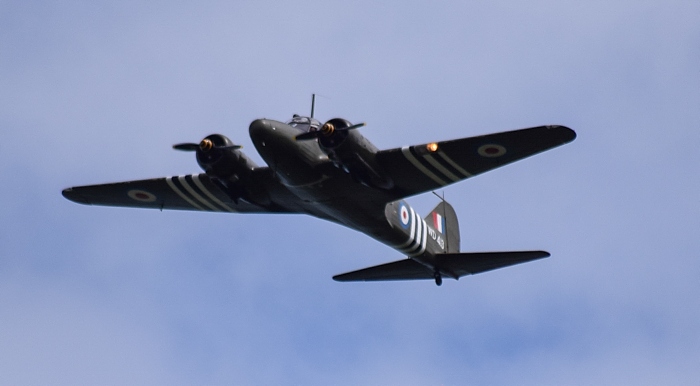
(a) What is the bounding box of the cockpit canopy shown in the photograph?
[287,115,322,133]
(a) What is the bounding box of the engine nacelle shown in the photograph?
[317,118,353,149]
[196,134,257,180]
[317,119,393,190]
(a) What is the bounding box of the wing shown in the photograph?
[62,172,292,213]
[333,251,549,282]
[377,125,575,198]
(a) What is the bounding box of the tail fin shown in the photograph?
[425,200,460,253]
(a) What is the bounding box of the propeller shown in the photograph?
[295,121,365,141]
[173,138,242,152]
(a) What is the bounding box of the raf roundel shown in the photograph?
[399,202,411,229]
[477,144,507,158]
[127,189,157,203]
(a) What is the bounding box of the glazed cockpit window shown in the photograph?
[287,115,322,132]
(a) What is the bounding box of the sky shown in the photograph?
[1,1,699,384]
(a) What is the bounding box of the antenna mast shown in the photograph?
[310,94,316,118]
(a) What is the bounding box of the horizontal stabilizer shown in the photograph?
[436,250,550,277]
[333,259,433,282]
[333,251,549,282]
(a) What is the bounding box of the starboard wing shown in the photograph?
[376,125,575,198]
[62,173,291,213]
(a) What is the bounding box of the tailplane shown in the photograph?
[333,251,549,285]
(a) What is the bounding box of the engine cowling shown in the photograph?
[194,134,257,180]
[174,134,268,204]
[316,119,393,190]
[317,118,353,149]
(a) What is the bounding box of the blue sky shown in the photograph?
[1,1,699,384]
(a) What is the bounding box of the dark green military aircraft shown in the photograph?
[63,98,575,286]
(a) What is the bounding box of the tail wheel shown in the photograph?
[434,272,443,286]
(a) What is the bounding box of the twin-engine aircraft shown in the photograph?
[63,98,576,286]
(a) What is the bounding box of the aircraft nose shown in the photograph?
[249,118,297,149]
[249,119,272,144]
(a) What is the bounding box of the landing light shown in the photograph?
[427,143,438,152]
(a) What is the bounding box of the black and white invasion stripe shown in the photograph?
[401,146,472,186]
[394,205,428,257]
[165,174,235,212]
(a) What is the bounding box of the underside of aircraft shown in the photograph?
[63,97,576,285]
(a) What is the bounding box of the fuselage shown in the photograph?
[248,118,447,263]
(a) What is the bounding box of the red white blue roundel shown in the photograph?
[127,189,157,203]
[477,143,507,158]
[399,202,411,229]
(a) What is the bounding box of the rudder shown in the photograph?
[425,200,460,253]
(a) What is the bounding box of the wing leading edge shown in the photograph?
[377,125,576,198]
[333,251,550,282]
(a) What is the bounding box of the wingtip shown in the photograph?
[62,187,90,205]
[548,125,577,143]
[332,273,351,282]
